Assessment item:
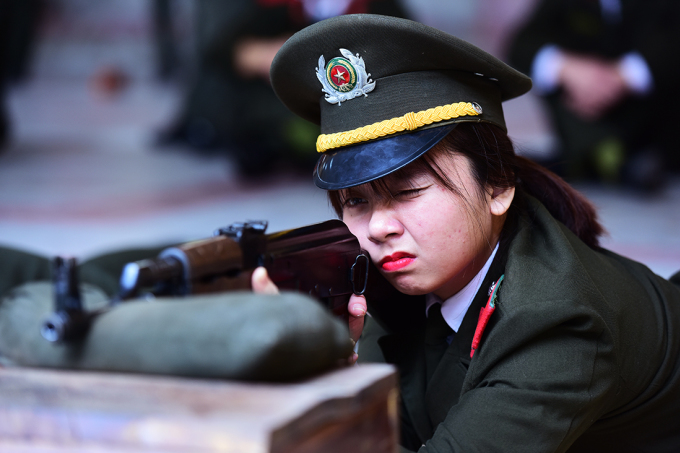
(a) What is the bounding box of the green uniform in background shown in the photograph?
[508,0,680,181]
[159,0,408,176]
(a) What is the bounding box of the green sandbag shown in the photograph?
[0,244,170,299]
[0,282,353,381]
[0,246,52,297]
[78,245,172,297]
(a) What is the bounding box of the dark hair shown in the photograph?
[328,123,604,248]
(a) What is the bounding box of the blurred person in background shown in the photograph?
[508,0,680,192]
[156,0,408,178]
[152,0,179,81]
[0,0,43,149]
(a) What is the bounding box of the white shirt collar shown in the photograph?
[425,243,499,332]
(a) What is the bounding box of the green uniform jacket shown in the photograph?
[361,196,680,452]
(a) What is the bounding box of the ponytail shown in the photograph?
[514,155,603,248]
[440,123,604,248]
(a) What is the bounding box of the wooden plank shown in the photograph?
[0,364,398,453]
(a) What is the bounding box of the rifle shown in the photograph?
[42,220,371,343]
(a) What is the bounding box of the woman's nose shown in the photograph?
[367,208,403,243]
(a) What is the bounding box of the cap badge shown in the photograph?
[316,49,375,105]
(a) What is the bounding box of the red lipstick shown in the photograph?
[380,252,415,272]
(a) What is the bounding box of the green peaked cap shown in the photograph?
[270,14,532,189]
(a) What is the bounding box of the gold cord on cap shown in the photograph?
[316,101,482,152]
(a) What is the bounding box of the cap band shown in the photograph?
[316,101,482,152]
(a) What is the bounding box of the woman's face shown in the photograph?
[340,153,511,300]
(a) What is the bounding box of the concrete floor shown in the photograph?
[1,0,678,280]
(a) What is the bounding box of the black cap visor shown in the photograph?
[313,123,456,190]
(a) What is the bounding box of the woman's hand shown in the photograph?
[347,294,367,364]
[251,266,367,365]
[251,267,279,294]
[348,294,367,342]
[251,267,368,340]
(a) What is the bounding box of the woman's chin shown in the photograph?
[387,275,431,296]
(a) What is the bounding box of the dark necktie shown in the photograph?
[424,303,453,383]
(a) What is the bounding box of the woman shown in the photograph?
[257,14,680,452]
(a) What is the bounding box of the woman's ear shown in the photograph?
[488,186,515,216]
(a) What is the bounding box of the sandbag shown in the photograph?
[0,246,52,297]
[0,282,353,381]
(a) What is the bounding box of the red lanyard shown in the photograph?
[470,274,504,358]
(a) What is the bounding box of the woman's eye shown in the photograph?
[343,197,366,208]
[395,187,425,198]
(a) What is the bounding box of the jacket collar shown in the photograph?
[377,240,510,441]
